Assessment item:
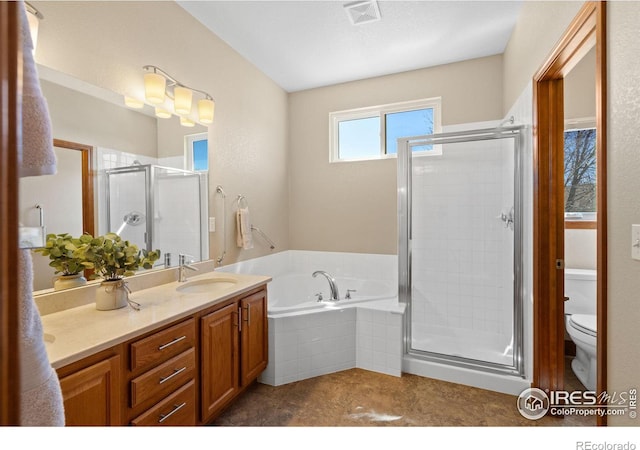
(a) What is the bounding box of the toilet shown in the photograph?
[564,268,597,391]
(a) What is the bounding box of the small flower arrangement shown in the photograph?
[34,233,93,276]
[83,233,161,281]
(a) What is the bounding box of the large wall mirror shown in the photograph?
[20,65,210,293]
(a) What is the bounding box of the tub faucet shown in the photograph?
[178,254,199,282]
[312,270,340,301]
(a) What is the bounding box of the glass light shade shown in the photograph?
[198,99,215,124]
[180,116,195,127]
[124,96,145,109]
[155,107,172,119]
[174,86,193,115]
[144,72,166,104]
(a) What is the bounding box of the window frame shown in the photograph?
[184,132,209,172]
[563,117,596,228]
[329,97,442,163]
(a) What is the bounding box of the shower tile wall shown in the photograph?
[410,137,514,360]
[96,147,156,236]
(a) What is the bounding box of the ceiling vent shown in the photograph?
[343,1,381,26]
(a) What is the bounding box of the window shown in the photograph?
[564,123,596,223]
[185,132,208,172]
[330,98,442,162]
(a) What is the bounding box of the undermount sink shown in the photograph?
[175,277,238,295]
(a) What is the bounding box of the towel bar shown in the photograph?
[215,185,226,265]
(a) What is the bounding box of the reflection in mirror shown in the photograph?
[20,140,94,291]
[564,47,596,224]
[22,67,210,293]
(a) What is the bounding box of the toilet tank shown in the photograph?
[564,268,597,315]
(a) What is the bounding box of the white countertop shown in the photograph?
[41,271,271,369]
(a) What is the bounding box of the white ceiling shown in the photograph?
[177,0,523,93]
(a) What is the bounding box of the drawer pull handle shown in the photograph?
[159,366,187,384]
[243,305,251,325]
[158,402,187,423]
[158,335,186,350]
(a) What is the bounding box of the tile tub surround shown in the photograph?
[219,251,404,385]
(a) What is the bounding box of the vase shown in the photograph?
[95,279,129,311]
[53,273,87,291]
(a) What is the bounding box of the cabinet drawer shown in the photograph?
[131,380,196,426]
[130,348,195,408]
[130,318,195,372]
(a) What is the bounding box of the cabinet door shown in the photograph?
[240,290,268,386]
[59,355,121,426]
[200,302,239,421]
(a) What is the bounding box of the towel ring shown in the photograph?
[236,195,249,209]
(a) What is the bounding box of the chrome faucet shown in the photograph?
[312,270,340,301]
[178,254,199,282]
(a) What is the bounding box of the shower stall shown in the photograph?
[105,164,209,265]
[398,125,525,379]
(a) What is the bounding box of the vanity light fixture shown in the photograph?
[155,107,172,119]
[138,65,215,127]
[180,116,196,127]
[124,96,145,109]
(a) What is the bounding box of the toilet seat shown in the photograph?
[569,314,597,337]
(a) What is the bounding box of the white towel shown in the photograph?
[17,2,65,426]
[19,1,56,178]
[236,207,253,250]
[18,249,65,426]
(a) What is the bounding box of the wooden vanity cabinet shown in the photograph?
[57,349,123,426]
[200,288,268,423]
[240,290,268,385]
[127,318,197,426]
[55,283,268,427]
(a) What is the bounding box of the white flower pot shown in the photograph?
[95,279,129,311]
[53,273,87,291]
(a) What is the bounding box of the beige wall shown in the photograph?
[607,1,640,426]
[32,1,289,264]
[288,55,504,254]
[502,1,584,113]
[505,1,640,425]
[564,47,597,271]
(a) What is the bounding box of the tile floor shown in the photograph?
[212,358,595,427]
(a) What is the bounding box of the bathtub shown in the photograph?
[218,250,405,386]
[267,273,397,316]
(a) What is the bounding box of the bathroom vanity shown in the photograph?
[40,270,270,426]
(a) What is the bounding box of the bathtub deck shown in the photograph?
[211,359,594,427]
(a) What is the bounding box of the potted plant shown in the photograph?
[34,233,92,290]
[83,233,161,310]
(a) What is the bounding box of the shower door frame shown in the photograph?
[398,125,526,377]
[105,164,154,252]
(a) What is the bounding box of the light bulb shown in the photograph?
[144,72,166,104]
[155,107,171,119]
[174,86,193,115]
[180,116,195,127]
[198,98,215,124]
[124,96,145,109]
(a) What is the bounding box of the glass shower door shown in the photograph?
[399,127,524,375]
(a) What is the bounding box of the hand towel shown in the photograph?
[19,1,56,178]
[236,207,253,250]
[18,249,65,426]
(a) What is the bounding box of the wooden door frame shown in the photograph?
[0,1,21,425]
[53,139,96,236]
[533,1,607,425]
